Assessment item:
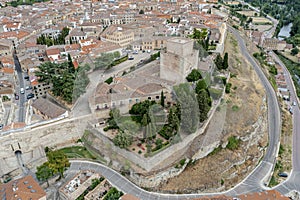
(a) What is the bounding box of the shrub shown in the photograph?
[104,77,113,84]
[179,158,186,166]
[226,136,240,150]
[225,83,232,93]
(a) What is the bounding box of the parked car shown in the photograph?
[128,56,134,60]
[293,101,297,106]
[278,172,288,178]
[15,94,19,100]
[20,88,25,94]
[24,75,29,80]
[27,93,34,99]
[289,107,293,115]
[25,86,32,90]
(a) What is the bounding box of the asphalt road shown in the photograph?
[269,51,300,195]
[68,160,215,200]
[13,54,26,122]
[225,26,281,194]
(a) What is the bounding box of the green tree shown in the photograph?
[173,83,199,134]
[68,54,75,73]
[291,47,299,56]
[36,61,89,104]
[223,52,229,70]
[46,150,70,178]
[104,77,113,84]
[36,163,53,186]
[58,27,70,44]
[94,53,115,70]
[291,16,300,37]
[155,138,163,149]
[129,100,156,123]
[113,131,133,148]
[195,79,208,94]
[215,54,224,70]
[168,105,180,131]
[194,41,209,60]
[160,90,165,107]
[186,69,202,82]
[197,89,211,122]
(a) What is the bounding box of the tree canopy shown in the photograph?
[37,27,69,46]
[36,60,89,104]
[214,53,229,70]
[186,69,202,82]
[173,83,199,134]
[36,149,70,181]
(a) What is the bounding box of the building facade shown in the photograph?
[160,38,199,83]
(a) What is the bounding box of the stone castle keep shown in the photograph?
[160,38,199,83]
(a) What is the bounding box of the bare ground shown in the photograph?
[158,32,268,193]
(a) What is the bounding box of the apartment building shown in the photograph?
[140,36,168,51]
[0,39,13,56]
[100,25,134,47]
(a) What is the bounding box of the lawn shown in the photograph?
[58,146,97,160]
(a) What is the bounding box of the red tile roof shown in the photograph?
[0,175,46,200]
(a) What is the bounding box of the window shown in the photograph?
[148,97,151,100]
[156,96,159,99]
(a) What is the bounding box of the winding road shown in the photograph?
[65,26,285,199]
[270,51,300,195]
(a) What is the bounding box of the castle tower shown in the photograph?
[160,38,199,83]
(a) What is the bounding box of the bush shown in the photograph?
[225,83,232,93]
[269,65,277,75]
[209,145,222,156]
[138,150,142,154]
[44,146,50,153]
[179,158,186,166]
[186,69,202,82]
[226,136,240,150]
[221,179,224,185]
[103,187,123,200]
[232,105,239,111]
[221,77,227,85]
[76,138,82,143]
[105,77,113,84]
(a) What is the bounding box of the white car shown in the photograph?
[20,88,25,94]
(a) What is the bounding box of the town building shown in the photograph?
[0,39,14,56]
[60,171,101,200]
[90,61,174,113]
[31,98,68,120]
[0,175,46,200]
[100,25,134,47]
[65,28,87,44]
